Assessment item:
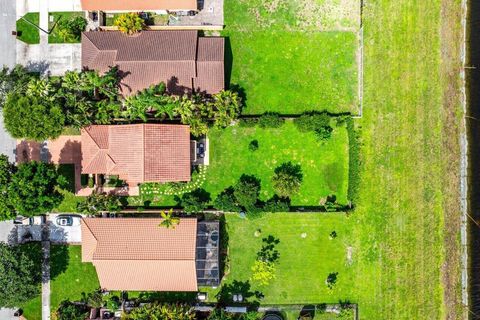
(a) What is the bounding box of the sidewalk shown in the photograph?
[41,225,50,320]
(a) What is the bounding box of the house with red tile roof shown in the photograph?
[81,217,220,291]
[81,124,191,186]
[80,0,197,12]
[82,30,224,96]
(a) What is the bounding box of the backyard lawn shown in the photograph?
[207,213,358,304]
[223,0,359,115]
[204,121,349,205]
[16,13,40,44]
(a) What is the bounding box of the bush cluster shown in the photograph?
[294,111,334,141]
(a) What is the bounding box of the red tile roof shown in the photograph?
[82,31,224,95]
[80,0,197,11]
[81,124,191,185]
[81,218,198,291]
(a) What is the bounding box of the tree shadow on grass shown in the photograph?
[49,244,70,281]
[215,280,262,308]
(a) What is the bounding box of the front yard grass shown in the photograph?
[204,121,349,206]
[50,245,100,314]
[48,12,85,43]
[207,213,358,304]
[223,0,359,115]
[16,13,40,44]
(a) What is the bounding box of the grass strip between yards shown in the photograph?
[348,0,464,318]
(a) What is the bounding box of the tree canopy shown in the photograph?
[76,192,122,216]
[271,162,303,198]
[0,243,42,307]
[3,93,65,141]
[8,161,64,216]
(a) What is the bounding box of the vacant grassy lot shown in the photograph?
[207,213,358,304]
[348,0,463,319]
[16,13,40,44]
[48,12,85,43]
[50,245,100,314]
[223,0,359,115]
[204,121,349,205]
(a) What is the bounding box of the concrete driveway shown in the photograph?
[0,308,18,320]
[48,214,82,244]
[0,0,16,68]
[0,220,16,243]
[16,42,81,76]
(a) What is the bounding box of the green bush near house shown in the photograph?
[16,13,40,44]
[49,12,87,43]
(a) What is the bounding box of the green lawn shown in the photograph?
[58,164,75,193]
[48,12,85,43]
[204,121,349,205]
[16,13,40,44]
[223,0,359,115]
[207,213,357,304]
[50,245,100,314]
[347,0,464,319]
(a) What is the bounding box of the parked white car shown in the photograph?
[54,215,81,227]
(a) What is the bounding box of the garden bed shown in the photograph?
[48,12,86,44]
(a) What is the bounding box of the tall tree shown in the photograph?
[8,161,64,216]
[0,243,42,307]
[3,94,65,140]
[0,155,16,220]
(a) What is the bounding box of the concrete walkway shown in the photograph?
[41,225,50,320]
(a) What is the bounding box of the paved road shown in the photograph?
[0,109,16,162]
[0,0,16,68]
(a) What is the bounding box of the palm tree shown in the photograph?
[158,209,180,229]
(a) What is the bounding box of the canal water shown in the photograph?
[467,0,480,318]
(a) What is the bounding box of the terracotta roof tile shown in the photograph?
[81,0,197,11]
[81,218,198,291]
[82,31,224,95]
[81,124,190,185]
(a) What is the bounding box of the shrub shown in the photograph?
[248,140,259,151]
[55,300,89,320]
[326,272,338,289]
[258,112,284,128]
[124,303,195,320]
[294,111,330,132]
[178,188,210,214]
[76,192,122,215]
[233,175,261,209]
[272,162,303,198]
[239,118,258,127]
[214,187,239,212]
[57,16,87,41]
[114,13,145,35]
[251,260,275,286]
[314,125,333,141]
[263,196,290,212]
[346,117,360,203]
